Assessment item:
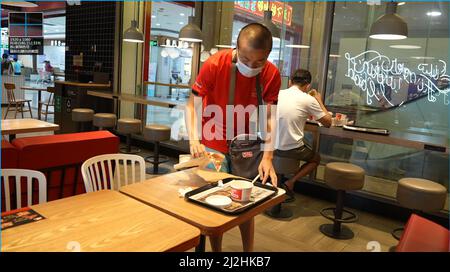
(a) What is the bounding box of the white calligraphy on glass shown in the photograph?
[345,50,449,106]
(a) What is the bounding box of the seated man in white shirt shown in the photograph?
[275,69,331,202]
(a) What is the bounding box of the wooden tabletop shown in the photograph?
[21,83,54,91]
[120,168,285,236]
[305,123,448,153]
[1,119,59,135]
[1,190,200,252]
[87,90,186,108]
[55,80,110,88]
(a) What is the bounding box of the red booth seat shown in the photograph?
[1,131,119,211]
[396,214,450,252]
[1,140,18,168]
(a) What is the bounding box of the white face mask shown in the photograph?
[236,56,263,78]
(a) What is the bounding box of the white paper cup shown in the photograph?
[229,180,253,202]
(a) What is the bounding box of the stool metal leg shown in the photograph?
[391,227,404,240]
[264,203,293,219]
[120,134,140,154]
[320,190,355,240]
[126,134,131,153]
[145,141,170,174]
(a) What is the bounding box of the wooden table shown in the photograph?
[1,190,201,252]
[1,118,59,141]
[119,168,286,252]
[21,83,54,120]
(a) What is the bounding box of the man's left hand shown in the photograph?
[258,158,277,187]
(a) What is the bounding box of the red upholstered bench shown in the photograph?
[1,140,18,168]
[396,214,450,252]
[3,131,119,209]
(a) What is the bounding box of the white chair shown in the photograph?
[1,169,47,211]
[81,154,146,192]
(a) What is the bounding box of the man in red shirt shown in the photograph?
[186,23,281,186]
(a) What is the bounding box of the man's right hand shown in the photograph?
[190,141,208,158]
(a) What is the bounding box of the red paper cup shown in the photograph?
[230,180,253,202]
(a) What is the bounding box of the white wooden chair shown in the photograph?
[1,169,47,211]
[81,154,146,192]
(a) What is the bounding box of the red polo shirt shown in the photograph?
[192,49,281,153]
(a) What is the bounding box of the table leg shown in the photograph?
[239,217,255,252]
[195,234,206,252]
[209,234,223,252]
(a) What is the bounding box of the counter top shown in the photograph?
[54,81,110,88]
[87,90,186,108]
[305,123,448,153]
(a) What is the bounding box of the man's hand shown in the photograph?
[310,89,323,102]
[190,141,207,158]
[258,157,277,186]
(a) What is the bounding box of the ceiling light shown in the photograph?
[156,23,160,26]
[411,56,435,60]
[426,11,442,17]
[179,16,202,42]
[369,2,408,40]
[151,15,156,19]
[123,20,144,43]
[123,2,144,43]
[259,10,280,39]
[179,22,184,25]
[329,54,341,58]
[180,13,185,16]
[286,44,310,49]
[398,2,406,6]
[389,45,421,49]
[1,1,38,8]
[215,45,234,48]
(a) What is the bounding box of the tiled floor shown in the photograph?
[136,146,402,252]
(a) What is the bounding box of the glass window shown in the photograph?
[320,2,449,206]
[229,1,311,79]
[144,1,196,148]
[147,1,194,99]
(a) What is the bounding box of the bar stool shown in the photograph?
[264,155,298,219]
[71,108,94,132]
[143,124,171,174]
[117,118,142,154]
[320,162,365,240]
[93,113,117,130]
[392,178,447,240]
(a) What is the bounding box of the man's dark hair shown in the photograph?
[291,69,312,86]
[237,23,273,51]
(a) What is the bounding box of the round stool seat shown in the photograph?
[93,113,117,128]
[324,162,365,191]
[117,118,141,134]
[72,108,94,122]
[397,178,447,212]
[143,124,171,142]
[272,155,300,175]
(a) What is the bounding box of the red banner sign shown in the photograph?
[234,1,293,26]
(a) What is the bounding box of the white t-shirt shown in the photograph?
[275,86,326,150]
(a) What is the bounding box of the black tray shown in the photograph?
[343,125,390,135]
[185,178,278,215]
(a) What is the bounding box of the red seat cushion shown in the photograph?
[8,131,119,203]
[1,140,18,168]
[396,214,450,252]
[12,131,119,169]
